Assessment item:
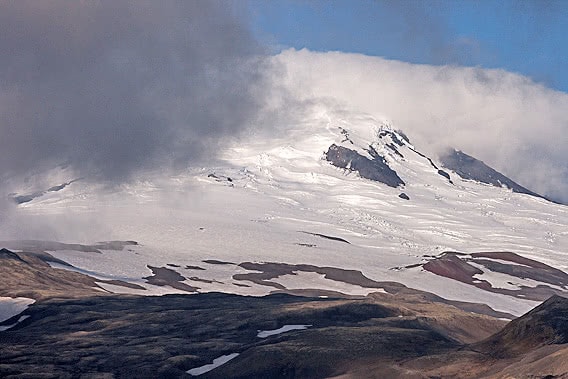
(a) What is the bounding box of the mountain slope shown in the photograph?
[475,295,568,358]
[2,109,566,317]
[1,107,567,378]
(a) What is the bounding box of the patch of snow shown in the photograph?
[257,324,311,338]
[473,257,532,268]
[47,261,132,282]
[469,262,565,291]
[0,297,35,323]
[187,353,239,376]
[0,315,30,332]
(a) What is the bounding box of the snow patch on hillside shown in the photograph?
[0,297,34,323]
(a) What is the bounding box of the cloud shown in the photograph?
[1,0,566,224]
[275,49,568,203]
[0,1,269,183]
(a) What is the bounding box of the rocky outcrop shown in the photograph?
[325,144,404,188]
[440,149,556,202]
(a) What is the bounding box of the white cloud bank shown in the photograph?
[273,49,568,203]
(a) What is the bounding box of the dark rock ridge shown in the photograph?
[378,129,407,146]
[405,143,454,184]
[440,149,556,203]
[0,248,25,262]
[325,144,405,188]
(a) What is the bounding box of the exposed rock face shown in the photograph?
[398,192,410,200]
[325,144,405,188]
[440,149,552,201]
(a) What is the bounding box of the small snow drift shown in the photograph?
[325,144,405,188]
[257,324,311,338]
[0,297,34,324]
[187,353,240,376]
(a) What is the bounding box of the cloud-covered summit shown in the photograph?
[0,2,566,204]
[274,49,568,204]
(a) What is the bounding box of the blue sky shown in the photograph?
[247,0,568,92]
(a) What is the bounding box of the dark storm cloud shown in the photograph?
[0,1,268,181]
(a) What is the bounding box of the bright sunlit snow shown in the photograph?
[186,353,240,376]
[0,297,34,324]
[257,324,311,338]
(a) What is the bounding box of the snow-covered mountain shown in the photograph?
[3,108,566,318]
[2,106,568,378]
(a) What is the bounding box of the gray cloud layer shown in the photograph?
[0,1,267,182]
[1,1,566,208]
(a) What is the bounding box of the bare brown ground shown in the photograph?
[329,345,568,379]
[0,248,144,300]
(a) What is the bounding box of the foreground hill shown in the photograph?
[1,266,567,378]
